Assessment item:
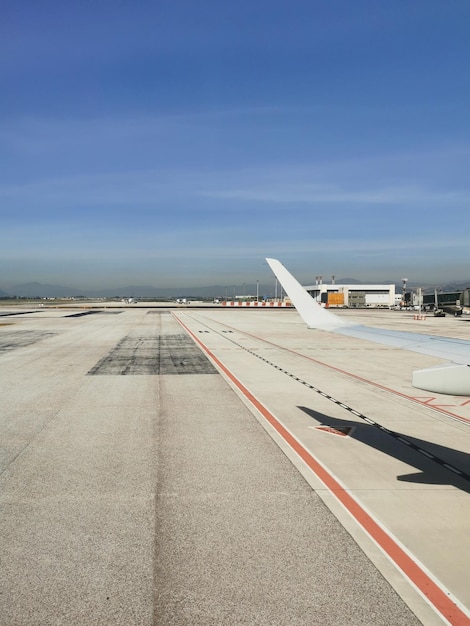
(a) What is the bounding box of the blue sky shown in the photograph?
[1,0,469,289]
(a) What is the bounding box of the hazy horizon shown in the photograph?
[2,2,469,288]
[2,272,470,298]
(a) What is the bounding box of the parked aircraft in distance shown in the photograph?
[266,258,470,396]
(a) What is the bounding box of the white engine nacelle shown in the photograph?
[412,363,470,396]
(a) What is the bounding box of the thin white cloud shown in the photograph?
[0,107,285,155]
[200,183,469,206]
[3,157,468,212]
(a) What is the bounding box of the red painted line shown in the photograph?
[316,426,349,436]
[174,314,470,626]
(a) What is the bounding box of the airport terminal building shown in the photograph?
[303,281,396,308]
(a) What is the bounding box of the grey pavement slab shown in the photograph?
[154,372,419,625]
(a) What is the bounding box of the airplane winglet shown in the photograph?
[266,258,470,395]
[265,258,352,330]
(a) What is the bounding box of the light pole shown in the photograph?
[256,280,259,303]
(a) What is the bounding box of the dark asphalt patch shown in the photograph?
[64,311,123,318]
[0,311,43,317]
[65,311,104,318]
[88,333,217,375]
[0,330,56,354]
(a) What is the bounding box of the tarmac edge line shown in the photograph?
[175,313,470,626]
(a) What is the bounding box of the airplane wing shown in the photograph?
[266,258,470,396]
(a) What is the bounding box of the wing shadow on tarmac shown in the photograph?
[298,406,470,494]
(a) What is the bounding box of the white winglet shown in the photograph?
[265,258,352,330]
[265,258,470,395]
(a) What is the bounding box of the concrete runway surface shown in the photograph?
[0,304,469,625]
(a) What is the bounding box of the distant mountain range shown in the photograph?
[0,282,273,299]
[1,278,470,299]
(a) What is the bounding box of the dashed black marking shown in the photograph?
[184,314,470,483]
[0,330,56,354]
[88,333,217,375]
